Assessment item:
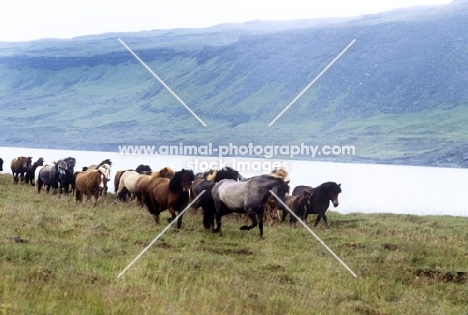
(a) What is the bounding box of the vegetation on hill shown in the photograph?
[0,1,467,167]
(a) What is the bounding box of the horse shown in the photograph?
[25,157,44,186]
[74,163,112,207]
[190,167,242,208]
[115,170,143,202]
[130,166,175,206]
[145,169,194,228]
[135,164,152,175]
[283,182,341,228]
[37,160,68,194]
[292,185,313,196]
[0,158,3,171]
[88,159,112,196]
[114,165,167,202]
[10,156,32,184]
[211,174,289,237]
[262,167,291,225]
[286,190,313,226]
[58,157,76,194]
[193,167,244,229]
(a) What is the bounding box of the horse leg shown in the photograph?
[93,192,99,207]
[258,211,264,238]
[314,214,322,227]
[319,212,330,229]
[240,208,258,232]
[213,213,222,236]
[75,189,82,203]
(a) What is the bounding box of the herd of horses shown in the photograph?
[6,155,342,236]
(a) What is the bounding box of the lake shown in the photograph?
[1,146,467,217]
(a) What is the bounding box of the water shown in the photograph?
[1,146,467,217]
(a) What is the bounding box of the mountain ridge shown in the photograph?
[0,1,467,168]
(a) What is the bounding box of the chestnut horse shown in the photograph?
[133,167,175,206]
[10,156,32,184]
[87,159,112,196]
[74,163,112,207]
[145,169,194,228]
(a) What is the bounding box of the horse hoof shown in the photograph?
[240,225,249,230]
[167,218,172,223]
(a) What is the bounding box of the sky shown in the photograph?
[0,0,452,42]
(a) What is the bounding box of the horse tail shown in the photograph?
[114,170,125,193]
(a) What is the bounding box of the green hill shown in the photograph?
[1,1,467,167]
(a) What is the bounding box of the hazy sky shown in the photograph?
[0,0,452,42]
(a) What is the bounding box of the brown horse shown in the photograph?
[263,167,291,225]
[145,169,194,228]
[87,159,112,196]
[74,163,112,207]
[10,156,32,184]
[133,167,175,206]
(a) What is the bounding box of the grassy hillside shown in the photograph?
[1,173,467,314]
[1,1,468,167]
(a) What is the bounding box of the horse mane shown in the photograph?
[97,159,112,168]
[206,170,217,181]
[168,169,195,193]
[208,166,240,182]
[318,181,342,194]
[135,164,152,174]
[150,166,175,180]
[267,167,290,183]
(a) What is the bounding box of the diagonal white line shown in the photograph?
[269,190,357,277]
[117,190,206,278]
[268,39,356,126]
[118,38,207,127]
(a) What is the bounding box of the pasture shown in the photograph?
[0,174,467,315]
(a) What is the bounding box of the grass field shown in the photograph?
[0,174,467,314]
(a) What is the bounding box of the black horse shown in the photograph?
[37,161,68,194]
[25,157,44,186]
[283,182,341,228]
[0,158,3,172]
[59,157,76,194]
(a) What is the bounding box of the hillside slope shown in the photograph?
[0,1,467,167]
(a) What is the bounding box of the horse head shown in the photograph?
[169,169,195,196]
[325,182,341,207]
[36,157,45,167]
[57,160,68,177]
[98,163,112,182]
